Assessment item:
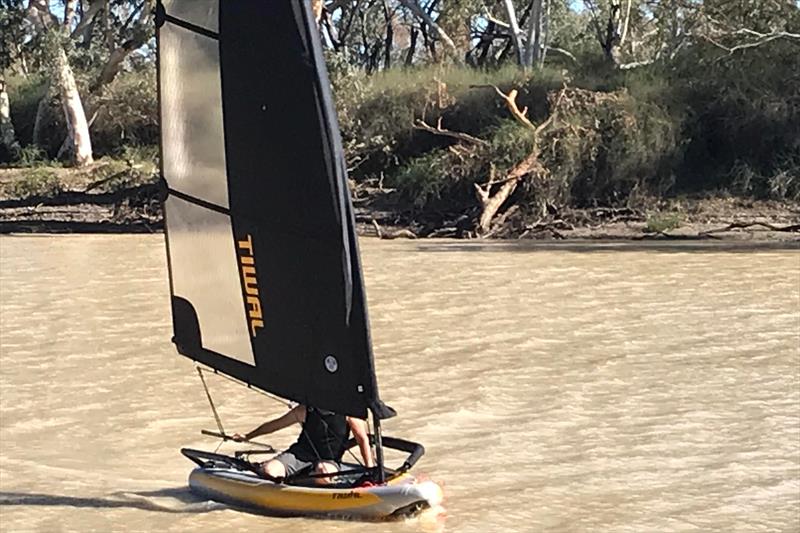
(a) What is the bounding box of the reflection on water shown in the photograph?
[1,235,798,532]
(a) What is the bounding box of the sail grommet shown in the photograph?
[324,355,338,373]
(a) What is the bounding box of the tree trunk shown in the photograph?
[502,0,525,66]
[32,82,51,148]
[53,45,93,166]
[398,0,458,57]
[71,0,106,43]
[26,0,93,164]
[475,178,520,232]
[383,1,394,70]
[91,0,152,92]
[63,0,78,28]
[405,26,418,66]
[311,0,323,23]
[0,75,21,159]
[539,0,550,67]
[524,0,544,68]
[91,40,135,92]
[604,1,623,65]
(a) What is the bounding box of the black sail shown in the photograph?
[156,0,392,419]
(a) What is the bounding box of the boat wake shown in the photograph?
[0,488,227,514]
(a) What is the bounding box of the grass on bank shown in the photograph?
[0,156,158,201]
[5,55,799,219]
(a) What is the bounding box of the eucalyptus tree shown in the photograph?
[0,1,25,158]
[5,0,155,165]
[26,0,94,166]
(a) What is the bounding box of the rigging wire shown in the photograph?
[197,367,225,436]
[196,364,293,408]
[195,366,373,478]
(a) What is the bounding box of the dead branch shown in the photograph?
[474,178,519,233]
[427,227,458,238]
[492,86,536,130]
[699,27,800,55]
[547,47,577,63]
[700,221,800,235]
[473,86,567,233]
[519,218,567,239]
[533,87,566,136]
[413,118,490,146]
[371,219,417,239]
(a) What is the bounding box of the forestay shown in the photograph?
[155,0,393,420]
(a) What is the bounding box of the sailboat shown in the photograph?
[154,0,442,519]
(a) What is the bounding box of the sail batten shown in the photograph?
[157,0,389,419]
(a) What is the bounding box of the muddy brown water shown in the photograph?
[1,235,798,532]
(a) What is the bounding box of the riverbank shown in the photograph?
[1,164,798,241]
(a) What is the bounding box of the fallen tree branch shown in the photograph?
[82,166,139,193]
[472,86,568,233]
[413,118,489,146]
[0,220,161,234]
[371,219,417,239]
[0,182,159,209]
[492,86,536,130]
[700,221,800,235]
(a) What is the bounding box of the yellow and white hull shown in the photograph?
[188,467,443,519]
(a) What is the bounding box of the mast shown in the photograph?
[372,410,386,483]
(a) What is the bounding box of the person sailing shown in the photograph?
[232,404,374,484]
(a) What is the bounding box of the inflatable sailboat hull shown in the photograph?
[188,466,442,519]
[182,444,441,519]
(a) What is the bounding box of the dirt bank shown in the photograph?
[1,165,798,242]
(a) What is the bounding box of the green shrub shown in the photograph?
[335,64,566,183]
[90,69,158,153]
[7,75,65,157]
[528,88,679,210]
[13,145,49,167]
[390,151,456,208]
[4,167,61,199]
[490,119,535,175]
[644,212,682,234]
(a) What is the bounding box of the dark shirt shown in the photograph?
[287,406,349,462]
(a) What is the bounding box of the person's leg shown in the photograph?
[313,461,339,485]
[260,458,287,479]
[259,452,311,480]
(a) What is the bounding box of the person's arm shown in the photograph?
[347,416,374,468]
[233,405,306,442]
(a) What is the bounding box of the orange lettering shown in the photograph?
[246,296,262,319]
[242,265,259,296]
[237,234,254,255]
[250,319,264,336]
[236,233,265,337]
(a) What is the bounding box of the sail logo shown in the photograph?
[237,234,264,337]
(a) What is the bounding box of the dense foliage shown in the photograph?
[2,1,798,224]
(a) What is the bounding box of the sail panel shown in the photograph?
[164,195,254,365]
[157,0,388,419]
[160,20,229,209]
[216,1,382,418]
[161,0,218,33]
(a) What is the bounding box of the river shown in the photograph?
[1,235,798,532]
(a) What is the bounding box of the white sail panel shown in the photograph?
[160,22,228,208]
[165,196,254,365]
[162,0,218,33]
